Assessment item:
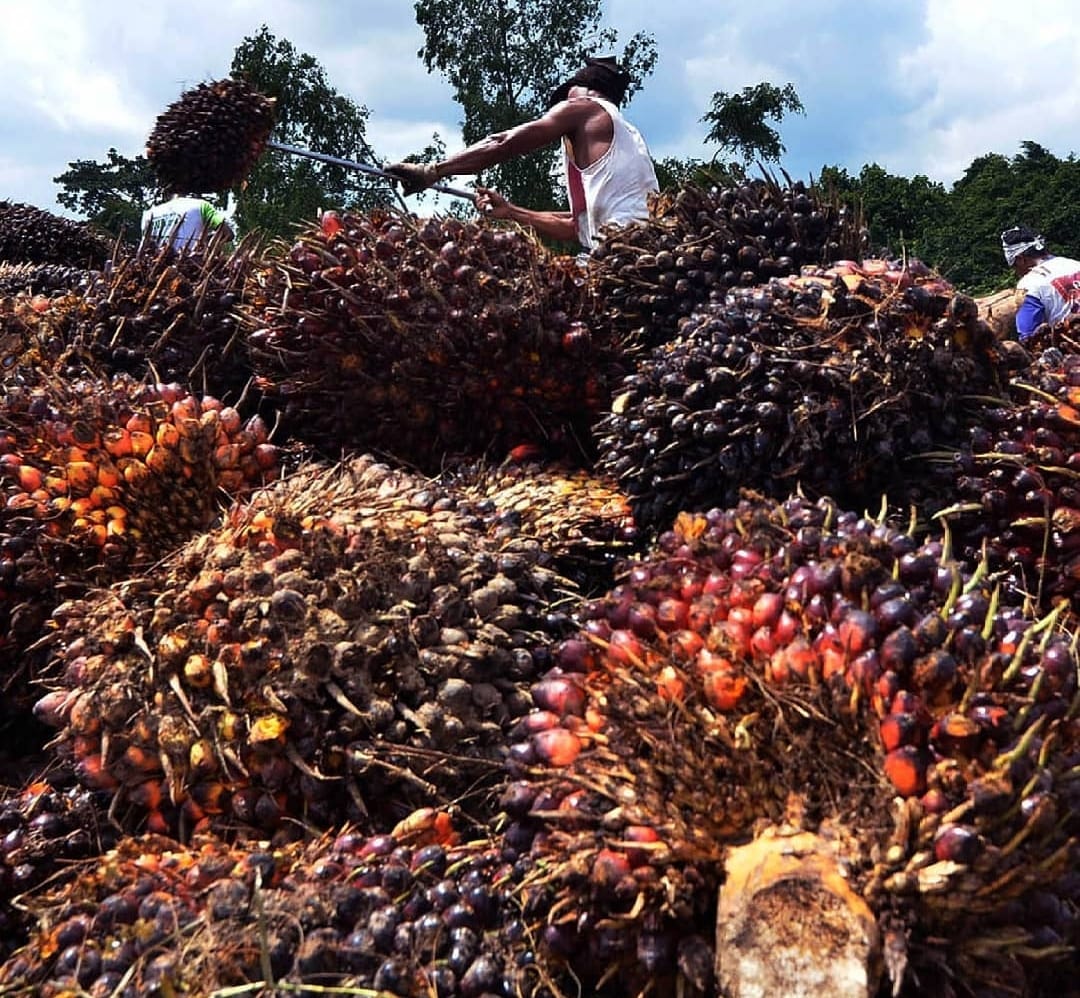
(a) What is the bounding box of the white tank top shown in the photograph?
[1018,254,1080,326]
[562,97,658,250]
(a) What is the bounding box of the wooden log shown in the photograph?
[716,828,882,998]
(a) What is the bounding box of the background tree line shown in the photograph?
[53,3,1080,297]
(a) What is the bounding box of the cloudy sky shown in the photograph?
[1,0,1078,217]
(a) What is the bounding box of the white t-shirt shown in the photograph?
[1017,254,1080,326]
[561,97,658,250]
[141,196,231,251]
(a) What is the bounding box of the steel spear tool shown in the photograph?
[266,141,475,201]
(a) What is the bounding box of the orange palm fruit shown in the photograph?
[65,461,97,493]
[103,428,133,458]
[129,430,155,457]
[17,465,42,491]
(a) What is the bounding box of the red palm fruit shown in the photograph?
[750,626,776,658]
[703,671,748,712]
[879,712,921,752]
[533,727,582,767]
[883,745,927,797]
[75,754,118,790]
[621,825,662,867]
[837,609,877,654]
[656,597,689,632]
[531,677,587,718]
[666,629,704,662]
[592,848,632,890]
[607,629,645,666]
[751,592,783,630]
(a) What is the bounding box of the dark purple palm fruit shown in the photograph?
[146,78,276,194]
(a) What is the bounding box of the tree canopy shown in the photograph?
[413,0,656,212]
[701,82,805,165]
[821,142,1080,294]
[53,148,158,242]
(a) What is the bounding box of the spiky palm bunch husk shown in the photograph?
[936,352,1080,616]
[146,77,276,194]
[595,266,1006,530]
[0,780,118,963]
[499,494,1077,997]
[0,201,109,269]
[0,811,582,998]
[0,262,94,298]
[243,210,629,470]
[0,372,281,711]
[35,456,579,838]
[584,175,867,352]
[443,458,639,594]
[57,237,263,401]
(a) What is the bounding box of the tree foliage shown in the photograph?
[53,148,157,242]
[702,82,804,164]
[821,142,1080,295]
[413,0,656,212]
[230,25,401,240]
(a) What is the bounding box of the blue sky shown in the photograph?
[1,0,1077,217]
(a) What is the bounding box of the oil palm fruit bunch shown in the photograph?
[146,77,276,194]
[0,201,109,269]
[496,494,1078,997]
[244,210,626,470]
[59,236,262,401]
[935,351,1080,615]
[0,780,118,962]
[586,175,865,351]
[595,269,1004,531]
[444,458,639,594]
[0,373,280,707]
[0,809,586,998]
[36,455,577,838]
[0,262,95,298]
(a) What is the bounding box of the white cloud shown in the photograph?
[880,0,1080,180]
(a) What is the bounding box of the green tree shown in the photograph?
[413,0,657,214]
[230,25,401,239]
[53,148,157,242]
[701,82,804,165]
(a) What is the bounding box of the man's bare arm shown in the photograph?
[434,100,591,178]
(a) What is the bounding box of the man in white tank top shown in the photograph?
[386,57,658,252]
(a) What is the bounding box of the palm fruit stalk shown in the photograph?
[0,780,118,963]
[0,372,281,711]
[495,495,1078,997]
[244,210,628,470]
[935,351,1080,614]
[36,455,578,838]
[0,262,95,298]
[595,265,1005,530]
[0,201,109,269]
[585,173,866,352]
[55,236,264,400]
[0,808,588,998]
[146,77,276,194]
[444,458,640,594]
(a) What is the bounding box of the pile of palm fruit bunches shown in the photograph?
[0,74,1078,998]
